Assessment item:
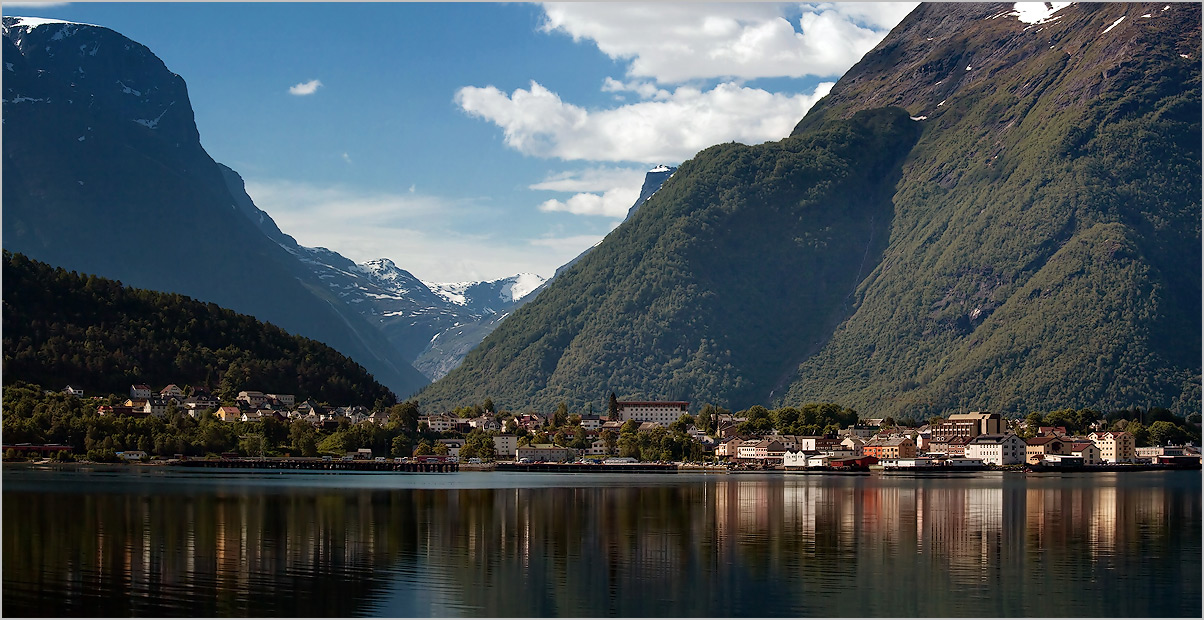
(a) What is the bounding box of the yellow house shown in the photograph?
[1088,431,1136,463]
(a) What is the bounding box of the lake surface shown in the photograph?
[2,466,1200,617]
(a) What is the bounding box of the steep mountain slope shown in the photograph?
[418,2,1200,417]
[418,108,922,412]
[1,17,429,398]
[778,2,1201,418]
[217,160,545,380]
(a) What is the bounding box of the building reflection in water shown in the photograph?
[3,471,1200,617]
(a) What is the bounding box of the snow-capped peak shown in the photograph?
[3,16,101,36]
[649,164,673,173]
[1011,2,1073,25]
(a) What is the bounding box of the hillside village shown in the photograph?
[29,384,1200,469]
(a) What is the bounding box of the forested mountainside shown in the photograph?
[2,252,397,408]
[1,16,428,397]
[418,107,922,413]
[778,2,1201,417]
[419,2,1200,418]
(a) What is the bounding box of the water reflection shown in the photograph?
[3,468,1200,617]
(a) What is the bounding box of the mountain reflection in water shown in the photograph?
[2,468,1200,617]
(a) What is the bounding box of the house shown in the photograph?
[795,436,845,453]
[1069,442,1101,466]
[421,415,457,433]
[130,384,153,399]
[753,439,786,463]
[586,438,609,456]
[930,411,1002,444]
[185,389,219,411]
[841,435,865,455]
[115,450,147,461]
[716,438,744,459]
[216,406,242,423]
[160,384,184,400]
[1088,431,1136,463]
[579,415,604,430]
[1025,436,1069,465]
[266,393,295,408]
[782,450,811,469]
[97,405,142,418]
[964,433,1026,466]
[517,444,575,462]
[862,436,917,460]
[611,401,690,426]
[63,385,84,398]
[1043,454,1085,467]
[929,434,972,456]
[237,391,268,408]
[437,438,466,457]
[493,434,518,458]
[469,416,501,432]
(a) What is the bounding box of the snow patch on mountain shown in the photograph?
[504,273,546,302]
[1011,2,1073,25]
[424,281,472,306]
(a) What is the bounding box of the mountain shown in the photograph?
[2,251,397,408]
[417,2,1200,418]
[1,16,429,398]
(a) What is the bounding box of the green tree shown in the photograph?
[1125,420,1150,447]
[601,429,618,455]
[553,401,569,428]
[608,392,619,420]
[1147,421,1187,446]
[463,429,497,461]
[389,401,421,434]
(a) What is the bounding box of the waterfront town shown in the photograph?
[4,383,1199,471]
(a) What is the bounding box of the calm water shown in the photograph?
[2,466,1200,617]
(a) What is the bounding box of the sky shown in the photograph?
[4,1,918,283]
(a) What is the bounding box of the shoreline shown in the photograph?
[4,459,1198,475]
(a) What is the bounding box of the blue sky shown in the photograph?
[6,2,917,282]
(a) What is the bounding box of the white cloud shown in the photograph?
[529,233,608,254]
[539,2,918,83]
[288,79,322,96]
[341,152,352,164]
[456,79,833,163]
[242,179,592,281]
[529,165,648,218]
[529,165,648,193]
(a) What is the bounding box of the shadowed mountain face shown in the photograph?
[418,2,1200,418]
[2,16,428,398]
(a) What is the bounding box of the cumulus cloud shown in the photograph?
[456,79,833,163]
[540,2,918,83]
[288,79,323,96]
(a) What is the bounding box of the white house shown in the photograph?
[964,433,1025,466]
[493,434,518,458]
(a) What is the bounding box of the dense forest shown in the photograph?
[2,251,397,408]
